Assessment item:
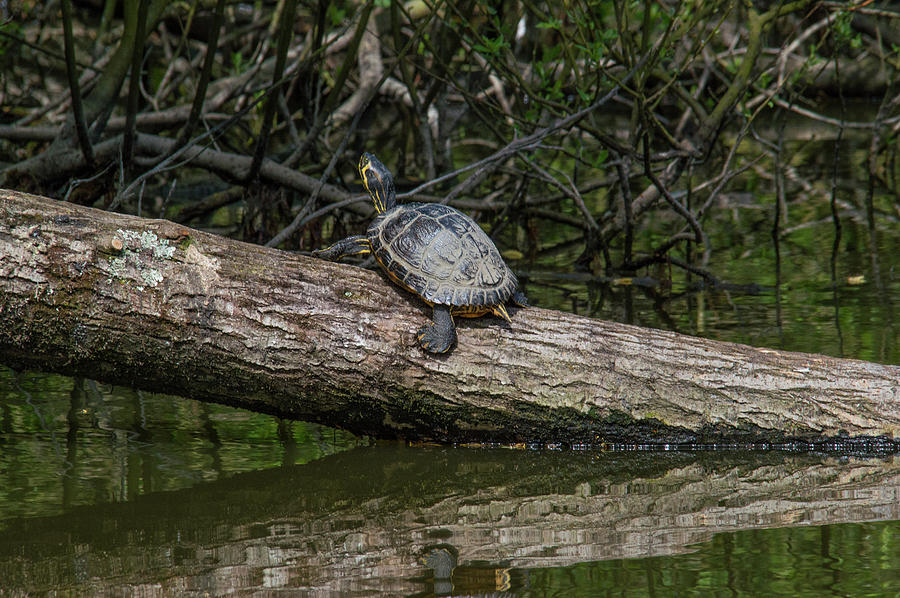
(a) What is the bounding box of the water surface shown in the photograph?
[2,368,900,596]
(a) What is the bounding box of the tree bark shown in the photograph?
[1,188,898,444]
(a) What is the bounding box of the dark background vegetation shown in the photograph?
[1,0,898,316]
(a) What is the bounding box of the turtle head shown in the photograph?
[358,152,396,213]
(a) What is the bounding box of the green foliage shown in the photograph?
[0,20,23,58]
[832,10,863,51]
[592,149,609,169]
[537,17,562,30]
[230,51,245,74]
[472,34,509,56]
[326,3,346,27]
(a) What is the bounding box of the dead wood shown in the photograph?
[1,188,899,444]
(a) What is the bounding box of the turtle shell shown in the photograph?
[367,202,517,308]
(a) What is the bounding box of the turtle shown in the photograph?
[313,152,527,354]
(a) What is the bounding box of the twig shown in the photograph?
[319,3,375,120]
[274,194,370,249]
[401,47,657,203]
[110,86,277,209]
[265,94,372,248]
[282,9,370,169]
[331,13,382,127]
[615,154,634,264]
[0,27,100,72]
[521,155,599,231]
[640,126,705,246]
[172,0,226,152]
[245,0,298,183]
[63,162,114,202]
[122,0,151,176]
[61,0,94,168]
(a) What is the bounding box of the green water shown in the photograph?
[524,522,900,597]
[2,368,900,596]
[523,196,899,366]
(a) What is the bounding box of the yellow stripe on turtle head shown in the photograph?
[358,152,396,214]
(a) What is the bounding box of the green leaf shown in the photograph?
[326,4,346,27]
[230,52,244,73]
[543,44,561,62]
[537,18,562,29]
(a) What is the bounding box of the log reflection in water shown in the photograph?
[0,447,898,596]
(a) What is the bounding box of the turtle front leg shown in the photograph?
[312,235,371,261]
[417,304,457,354]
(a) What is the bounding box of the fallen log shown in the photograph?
[1,188,898,444]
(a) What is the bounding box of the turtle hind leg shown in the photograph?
[491,302,511,322]
[312,235,370,261]
[490,290,528,322]
[417,304,457,354]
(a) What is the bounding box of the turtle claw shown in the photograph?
[417,322,456,354]
[417,304,457,354]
